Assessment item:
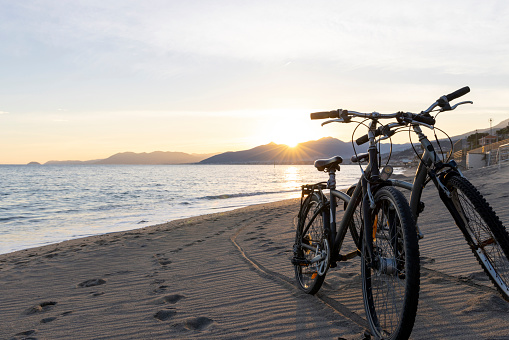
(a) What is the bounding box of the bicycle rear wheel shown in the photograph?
[446,175,509,300]
[361,186,420,340]
[293,192,329,295]
[345,185,363,249]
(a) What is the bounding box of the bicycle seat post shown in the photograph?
[327,166,338,249]
[327,167,337,190]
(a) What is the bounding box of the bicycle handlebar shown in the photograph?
[354,112,436,145]
[311,87,469,145]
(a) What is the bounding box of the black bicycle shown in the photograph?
[292,110,423,339]
[354,87,509,301]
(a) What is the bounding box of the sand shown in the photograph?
[1,165,509,339]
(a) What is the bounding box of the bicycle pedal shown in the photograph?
[291,257,310,266]
[338,250,361,261]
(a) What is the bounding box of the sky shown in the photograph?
[1,0,508,164]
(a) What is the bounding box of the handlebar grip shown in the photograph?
[355,134,369,146]
[310,110,340,120]
[412,114,436,125]
[355,127,383,145]
[445,86,470,102]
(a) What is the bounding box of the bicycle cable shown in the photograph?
[351,118,371,178]
[350,118,394,182]
[432,126,453,163]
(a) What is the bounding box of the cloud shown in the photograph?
[0,111,9,114]
[4,1,509,78]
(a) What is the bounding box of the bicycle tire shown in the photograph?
[345,185,363,249]
[361,186,420,340]
[294,192,329,295]
[446,175,509,300]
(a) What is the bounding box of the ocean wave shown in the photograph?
[200,189,299,200]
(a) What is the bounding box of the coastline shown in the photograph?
[2,165,509,339]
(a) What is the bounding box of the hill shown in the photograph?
[453,118,509,140]
[95,151,213,165]
[199,137,406,164]
[44,151,215,165]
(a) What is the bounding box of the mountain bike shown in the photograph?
[292,110,421,339]
[354,87,509,301]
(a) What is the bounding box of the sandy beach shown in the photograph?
[2,165,509,339]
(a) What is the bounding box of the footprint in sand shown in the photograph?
[23,301,57,315]
[183,317,214,331]
[153,254,172,266]
[12,329,37,339]
[154,309,177,321]
[89,291,105,297]
[425,274,448,285]
[461,293,509,314]
[77,278,106,288]
[158,294,186,304]
[40,316,57,323]
[459,271,490,282]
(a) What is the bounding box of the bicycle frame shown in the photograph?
[309,120,388,264]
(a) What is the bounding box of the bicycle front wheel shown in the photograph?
[446,175,509,300]
[294,192,330,295]
[362,186,420,340]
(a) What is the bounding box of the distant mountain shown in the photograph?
[199,137,406,164]
[44,151,215,165]
[95,151,214,165]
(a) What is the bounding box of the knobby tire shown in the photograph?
[446,175,509,300]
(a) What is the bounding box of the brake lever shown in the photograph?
[321,118,345,126]
[449,100,473,111]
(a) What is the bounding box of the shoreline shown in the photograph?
[0,164,481,257]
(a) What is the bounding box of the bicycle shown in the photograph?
[353,87,509,301]
[292,110,422,339]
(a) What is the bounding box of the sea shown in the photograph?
[0,164,388,255]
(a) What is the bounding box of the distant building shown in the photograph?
[479,135,497,146]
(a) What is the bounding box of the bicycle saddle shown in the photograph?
[314,156,343,171]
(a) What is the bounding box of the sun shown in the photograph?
[249,108,324,148]
[277,136,301,148]
[263,124,306,148]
